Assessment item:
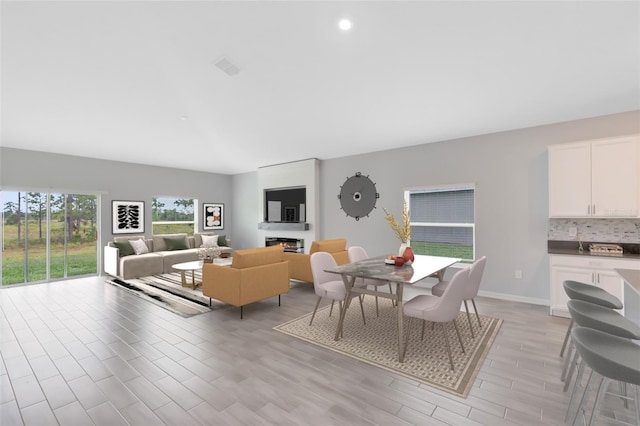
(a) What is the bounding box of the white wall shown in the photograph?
[256,159,319,251]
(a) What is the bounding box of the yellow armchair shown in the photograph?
[283,238,350,283]
[202,245,289,318]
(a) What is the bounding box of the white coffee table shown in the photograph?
[172,260,204,289]
[172,258,233,289]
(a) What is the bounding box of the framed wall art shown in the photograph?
[112,200,145,234]
[203,203,224,230]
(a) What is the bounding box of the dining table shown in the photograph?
[325,254,461,363]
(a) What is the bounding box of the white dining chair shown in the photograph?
[431,256,486,338]
[402,266,471,370]
[348,246,396,317]
[309,251,366,327]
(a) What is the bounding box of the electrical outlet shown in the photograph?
[569,227,578,238]
[515,269,523,279]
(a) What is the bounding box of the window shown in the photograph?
[151,197,195,235]
[1,190,98,285]
[407,185,475,261]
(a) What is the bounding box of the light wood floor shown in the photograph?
[0,276,637,425]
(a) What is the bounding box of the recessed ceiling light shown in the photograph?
[338,19,352,31]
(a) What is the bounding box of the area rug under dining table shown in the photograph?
[273,297,502,398]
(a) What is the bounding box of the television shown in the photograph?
[264,187,306,222]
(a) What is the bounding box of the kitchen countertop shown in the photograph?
[616,269,640,295]
[548,240,640,260]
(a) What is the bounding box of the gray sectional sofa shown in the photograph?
[104,232,232,280]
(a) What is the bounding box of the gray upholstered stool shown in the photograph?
[566,326,640,426]
[562,299,640,390]
[560,280,623,357]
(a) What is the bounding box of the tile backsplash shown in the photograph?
[549,218,640,243]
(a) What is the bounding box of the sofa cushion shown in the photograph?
[201,234,219,247]
[153,233,188,252]
[232,246,284,269]
[310,238,347,255]
[194,232,229,248]
[164,235,189,251]
[113,241,135,257]
[129,238,149,255]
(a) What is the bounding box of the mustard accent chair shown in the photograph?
[283,238,350,283]
[202,245,289,318]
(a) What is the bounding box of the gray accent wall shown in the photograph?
[2,110,639,305]
[0,148,232,271]
[309,111,639,304]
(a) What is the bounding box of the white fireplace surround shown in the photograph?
[257,159,319,252]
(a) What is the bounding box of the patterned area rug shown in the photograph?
[273,297,502,398]
[105,271,211,317]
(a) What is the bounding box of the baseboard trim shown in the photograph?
[477,290,549,307]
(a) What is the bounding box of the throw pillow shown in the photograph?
[113,241,135,257]
[218,235,228,247]
[129,238,149,255]
[201,234,219,248]
[164,235,189,251]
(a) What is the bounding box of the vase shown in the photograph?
[398,242,408,257]
[203,257,213,264]
[402,245,415,263]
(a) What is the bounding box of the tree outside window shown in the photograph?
[152,197,195,235]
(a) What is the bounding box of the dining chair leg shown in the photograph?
[309,296,322,326]
[566,357,587,424]
[589,376,611,426]
[562,337,574,382]
[633,384,640,425]
[463,300,475,338]
[452,318,465,354]
[440,323,455,370]
[560,318,574,357]
[338,301,344,338]
[570,370,599,426]
[471,298,482,328]
[620,382,630,409]
[329,300,335,317]
[563,350,580,392]
[358,295,366,324]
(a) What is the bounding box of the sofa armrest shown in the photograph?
[283,252,313,282]
[104,245,120,277]
[202,262,290,306]
[202,264,241,305]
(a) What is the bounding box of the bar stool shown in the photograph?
[566,326,640,426]
[560,280,623,358]
[561,299,640,390]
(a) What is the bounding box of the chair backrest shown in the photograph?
[347,246,368,263]
[430,266,472,322]
[310,252,339,297]
[464,256,486,299]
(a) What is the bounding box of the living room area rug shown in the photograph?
[105,271,211,317]
[273,296,502,398]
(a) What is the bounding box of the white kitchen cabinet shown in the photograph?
[549,254,638,318]
[548,135,640,217]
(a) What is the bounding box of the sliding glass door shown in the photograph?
[1,191,98,286]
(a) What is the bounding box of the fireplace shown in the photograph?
[265,237,304,253]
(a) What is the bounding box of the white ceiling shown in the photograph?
[2,1,639,175]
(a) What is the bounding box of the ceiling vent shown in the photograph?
[214,57,240,76]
